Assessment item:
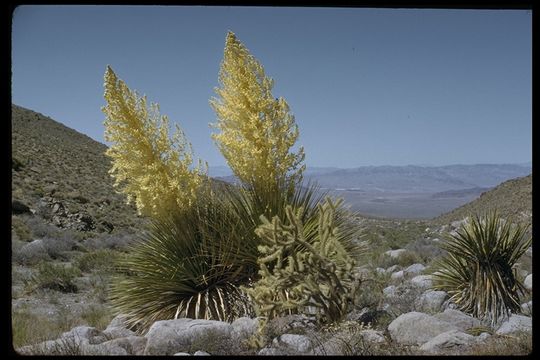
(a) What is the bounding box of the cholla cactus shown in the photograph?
[102,65,207,218]
[210,31,305,191]
[244,198,359,342]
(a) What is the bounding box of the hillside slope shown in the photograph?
[433,174,532,225]
[11,104,146,233]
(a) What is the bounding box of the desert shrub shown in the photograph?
[83,232,137,251]
[12,239,51,266]
[23,216,61,238]
[12,310,60,349]
[381,283,425,317]
[374,250,423,269]
[395,251,424,268]
[452,332,531,356]
[75,249,122,273]
[188,327,256,355]
[11,216,33,242]
[405,237,446,265]
[12,305,80,349]
[80,304,112,330]
[28,262,81,293]
[307,321,412,356]
[432,211,531,326]
[12,155,25,171]
[379,221,427,250]
[353,270,389,311]
[41,236,77,260]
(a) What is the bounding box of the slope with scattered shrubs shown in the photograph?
[433,174,531,226]
[11,104,146,233]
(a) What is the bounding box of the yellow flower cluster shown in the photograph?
[102,66,207,218]
[210,31,305,190]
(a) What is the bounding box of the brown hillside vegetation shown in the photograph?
[433,174,532,225]
[11,104,146,234]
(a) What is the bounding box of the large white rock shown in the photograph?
[409,275,433,289]
[360,329,386,343]
[476,332,491,342]
[391,270,405,281]
[102,327,136,340]
[61,326,103,346]
[386,265,402,273]
[415,290,448,313]
[404,263,426,276]
[231,317,259,342]
[388,312,460,346]
[385,249,408,259]
[17,339,74,355]
[144,318,233,355]
[496,314,532,335]
[419,330,475,353]
[80,342,129,355]
[258,347,284,355]
[524,274,532,290]
[95,336,147,355]
[272,334,313,354]
[433,309,481,331]
[194,350,211,355]
[521,301,532,316]
[107,314,131,329]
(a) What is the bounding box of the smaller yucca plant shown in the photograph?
[432,211,531,326]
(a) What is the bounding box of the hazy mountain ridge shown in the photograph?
[11,103,531,222]
[304,164,530,193]
[211,163,531,194]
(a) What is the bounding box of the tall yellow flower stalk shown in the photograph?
[210,31,305,191]
[102,65,207,218]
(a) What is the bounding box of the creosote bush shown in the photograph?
[432,211,531,326]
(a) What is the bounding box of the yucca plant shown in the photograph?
[105,31,365,333]
[108,180,325,331]
[109,187,257,333]
[432,211,531,326]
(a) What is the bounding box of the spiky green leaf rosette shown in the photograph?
[432,211,531,326]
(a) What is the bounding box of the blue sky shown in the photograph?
[12,6,531,168]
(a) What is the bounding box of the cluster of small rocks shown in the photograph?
[16,223,532,356]
[17,306,532,356]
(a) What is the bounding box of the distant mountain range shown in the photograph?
[212,163,531,194]
[11,103,532,222]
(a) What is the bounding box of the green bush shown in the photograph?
[29,262,80,293]
[432,211,531,326]
[12,216,33,242]
[75,249,122,273]
[80,304,112,330]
